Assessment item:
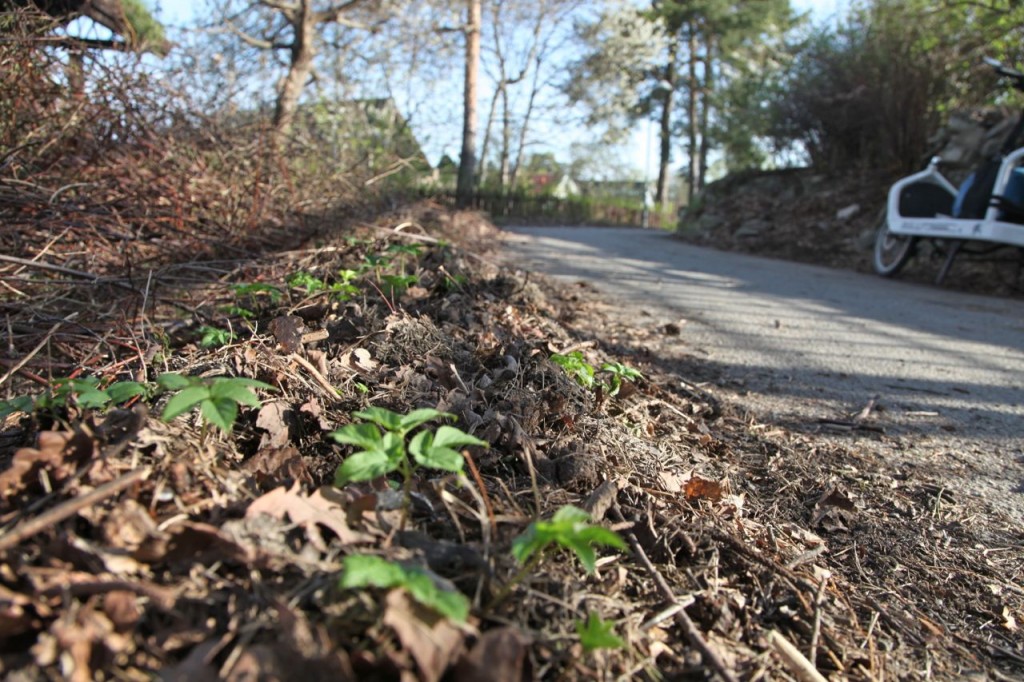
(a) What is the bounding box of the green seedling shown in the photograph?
[575,612,626,653]
[550,351,596,389]
[158,373,275,441]
[339,554,469,622]
[600,361,643,397]
[386,243,422,275]
[362,253,391,281]
[330,406,487,526]
[511,504,627,574]
[232,282,282,304]
[441,272,467,291]
[380,274,418,298]
[386,243,422,258]
[198,325,235,348]
[287,271,326,293]
[489,505,627,610]
[222,305,256,320]
[0,395,36,420]
[0,377,149,420]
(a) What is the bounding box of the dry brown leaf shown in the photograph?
[0,430,95,502]
[243,445,312,491]
[102,590,141,632]
[684,475,724,502]
[383,590,465,682]
[100,498,161,552]
[299,396,331,430]
[245,484,375,551]
[269,314,306,353]
[659,470,689,493]
[256,401,292,448]
[340,347,379,374]
[453,626,531,682]
[160,521,258,566]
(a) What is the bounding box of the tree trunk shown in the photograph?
[698,36,714,193]
[509,54,542,189]
[499,86,511,191]
[686,22,698,203]
[656,42,676,212]
[478,85,502,187]
[273,0,316,144]
[456,0,482,208]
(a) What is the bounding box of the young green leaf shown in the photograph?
[161,385,210,422]
[156,372,192,391]
[399,408,453,433]
[199,325,234,348]
[339,554,470,622]
[408,426,487,472]
[74,386,113,410]
[200,396,238,433]
[105,381,148,405]
[576,612,626,653]
[0,395,36,419]
[233,282,282,303]
[511,505,628,574]
[550,351,596,389]
[331,422,386,450]
[287,271,325,293]
[332,426,405,485]
[209,378,270,408]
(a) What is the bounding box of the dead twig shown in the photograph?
[768,629,828,682]
[609,504,739,682]
[0,467,150,553]
[0,253,100,281]
[0,316,74,388]
[289,353,342,402]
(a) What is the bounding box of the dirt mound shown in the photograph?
[0,201,1021,680]
[677,169,1024,297]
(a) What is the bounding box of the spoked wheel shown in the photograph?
[873,222,917,276]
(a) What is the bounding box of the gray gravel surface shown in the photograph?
[500,225,1024,522]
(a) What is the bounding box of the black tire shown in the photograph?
[873,222,917,276]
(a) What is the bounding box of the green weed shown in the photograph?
[575,612,626,653]
[0,376,149,420]
[158,373,275,440]
[339,554,469,622]
[330,406,487,525]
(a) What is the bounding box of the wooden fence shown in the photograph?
[430,191,672,228]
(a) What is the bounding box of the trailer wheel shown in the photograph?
[873,222,917,276]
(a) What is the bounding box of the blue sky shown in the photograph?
[149,0,849,175]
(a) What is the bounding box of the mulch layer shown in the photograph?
[1,200,1022,681]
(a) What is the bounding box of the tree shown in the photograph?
[476,0,581,193]
[3,0,167,52]
[456,0,480,207]
[564,2,673,204]
[766,0,1024,174]
[651,0,794,200]
[212,0,381,143]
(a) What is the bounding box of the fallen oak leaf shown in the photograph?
[243,445,312,491]
[453,626,531,682]
[245,484,376,551]
[383,590,466,682]
[255,401,293,449]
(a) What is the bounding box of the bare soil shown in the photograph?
[0,199,1022,681]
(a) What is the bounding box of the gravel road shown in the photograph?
[500,226,1024,521]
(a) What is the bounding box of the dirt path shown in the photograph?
[500,226,1024,523]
